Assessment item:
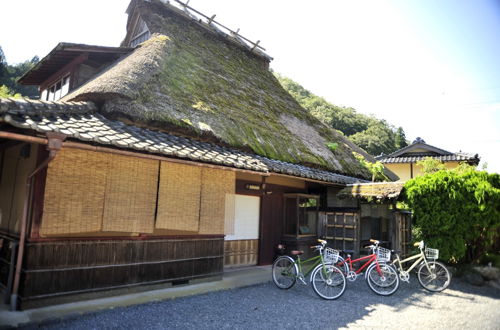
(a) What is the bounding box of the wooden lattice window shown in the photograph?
[325,212,359,254]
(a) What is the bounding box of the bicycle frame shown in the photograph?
[392,249,430,273]
[339,253,380,275]
[295,254,325,279]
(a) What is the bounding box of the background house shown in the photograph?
[377,137,480,181]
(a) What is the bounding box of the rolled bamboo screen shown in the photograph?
[41,149,108,235]
[41,148,237,236]
[156,162,202,231]
[199,168,235,235]
[101,154,158,234]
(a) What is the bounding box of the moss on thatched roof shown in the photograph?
[62,0,379,179]
[337,182,404,201]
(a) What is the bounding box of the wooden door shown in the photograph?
[394,211,412,257]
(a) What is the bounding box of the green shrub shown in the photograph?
[403,166,500,263]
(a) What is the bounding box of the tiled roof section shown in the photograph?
[377,138,479,165]
[0,98,364,185]
[379,154,479,164]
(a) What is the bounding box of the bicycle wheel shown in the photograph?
[417,260,451,292]
[272,256,298,289]
[366,263,399,296]
[311,264,346,300]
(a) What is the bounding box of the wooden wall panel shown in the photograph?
[20,238,224,302]
[224,239,258,267]
[0,144,38,234]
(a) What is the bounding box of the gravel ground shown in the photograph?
[24,277,499,330]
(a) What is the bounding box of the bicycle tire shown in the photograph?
[272,256,298,289]
[417,260,451,292]
[311,264,346,300]
[366,263,399,296]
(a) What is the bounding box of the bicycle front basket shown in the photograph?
[323,247,340,263]
[376,247,391,262]
[425,248,439,260]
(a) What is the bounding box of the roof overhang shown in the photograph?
[337,182,404,201]
[18,43,133,85]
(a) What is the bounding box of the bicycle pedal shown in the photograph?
[298,277,307,285]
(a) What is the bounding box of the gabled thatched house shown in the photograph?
[0,0,398,309]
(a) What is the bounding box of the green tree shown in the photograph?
[403,167,500,263]
[416,157,446,174]
[349,120,396,156]
[0,85,20,98]
[0,45,39,99]
[395,126,408,149]
[0,46,6,78]
[353,152,388,182]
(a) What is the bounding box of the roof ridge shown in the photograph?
[162,0,272,61]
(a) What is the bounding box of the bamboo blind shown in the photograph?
[101,154,158,234]
[156,162,202,231]
[41,149,108,235]
[199,168,235,235]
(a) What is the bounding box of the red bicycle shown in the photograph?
[335,239,400,295]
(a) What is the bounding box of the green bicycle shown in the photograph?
[272,239,346,300]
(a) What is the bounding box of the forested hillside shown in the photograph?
[0,46,39,98]
[276,73,408,156]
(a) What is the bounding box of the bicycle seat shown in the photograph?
[290,250,304,256]
[340,249,355,257]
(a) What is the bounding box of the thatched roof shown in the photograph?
[61,0,391,180]
[337,182,404,201]
[0,98,365,185]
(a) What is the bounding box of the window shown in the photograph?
[283,194,319,237]
[326,212,359,254]
[41,75,70,101]
[129,17,150,47]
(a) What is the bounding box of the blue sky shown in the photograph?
[1,0,499,173]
